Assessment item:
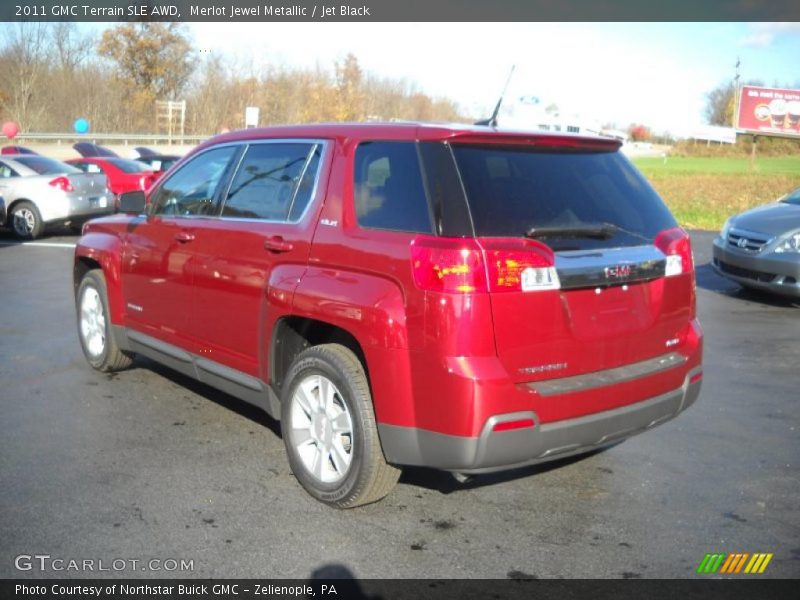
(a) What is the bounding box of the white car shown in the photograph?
[0,155,112,239]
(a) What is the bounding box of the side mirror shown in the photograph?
[119,190,146,214]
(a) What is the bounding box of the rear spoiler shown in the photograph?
[448,132,622,151]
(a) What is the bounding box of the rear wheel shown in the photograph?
[76,270,133,372]
[10,201,44,240]
[281,344,400,508]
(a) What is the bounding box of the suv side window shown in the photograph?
[354,142,432,233]
[221,143,320,222]
[150,146,237,217]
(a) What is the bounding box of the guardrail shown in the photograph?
[9,132,211,145]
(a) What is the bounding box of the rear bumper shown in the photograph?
[712,236,800,298]
[41,192,114,224]
[379,367,702,473]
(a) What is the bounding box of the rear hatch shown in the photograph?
[447,139,695,384]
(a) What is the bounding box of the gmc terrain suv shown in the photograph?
[74,123,703,507]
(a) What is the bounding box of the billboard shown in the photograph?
[737,85,800,138]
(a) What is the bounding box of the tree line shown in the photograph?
[0,23,467,135]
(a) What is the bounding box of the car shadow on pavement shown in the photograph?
[399,446,614,495]
[695,262,799,309]
[136,355,283,438]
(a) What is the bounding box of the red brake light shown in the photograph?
[410,236,486,293]
[480,238,558,292]
[139,174,155,190]
[410,236,560,294]
[655,227,694,276]
[49,176,74,193]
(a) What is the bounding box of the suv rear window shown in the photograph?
[450,144,677,249]
[354,142,432,233]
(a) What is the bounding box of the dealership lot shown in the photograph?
[0,230,797,579]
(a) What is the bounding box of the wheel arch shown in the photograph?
[270,316,367,396]
[74,234,126,325]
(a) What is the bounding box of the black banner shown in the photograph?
[2,0,800,22]
[2,579,798,600]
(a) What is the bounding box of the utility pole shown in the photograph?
[733,56,741,129]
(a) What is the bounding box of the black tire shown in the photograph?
[10,200,44,240]
[76,270,134,372]
[281,344,401,508]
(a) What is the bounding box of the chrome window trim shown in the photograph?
[218,138,330,225]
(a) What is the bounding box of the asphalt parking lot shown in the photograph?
[0,229,798,579]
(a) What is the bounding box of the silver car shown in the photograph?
[712,187,800,298]
[0,155,113,239]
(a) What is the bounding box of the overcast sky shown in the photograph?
[116,22,800,136]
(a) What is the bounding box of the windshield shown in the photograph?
[107,158,152,173]
[14,156,80,175]
[450,144,677,250]
[781,188,800,205]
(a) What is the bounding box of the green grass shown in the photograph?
[633,156,800,176]
[630,156,800,229]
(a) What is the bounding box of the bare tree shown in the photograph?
[0,23,50,130]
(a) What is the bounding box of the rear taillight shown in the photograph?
[481,238,559,292]
[49,176,74,193]
[410,236,559,294]
[655,227,694,276]
[139,174,154,190]
[410,237,486,293]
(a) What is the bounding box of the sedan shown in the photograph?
[712,187,800,298]
[66,157,156,201]
[0,155,113,239]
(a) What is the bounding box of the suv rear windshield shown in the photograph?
[450,144,677,250]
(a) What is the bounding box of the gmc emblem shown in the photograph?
[604,264,632,279]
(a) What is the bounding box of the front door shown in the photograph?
[121,145,240,351]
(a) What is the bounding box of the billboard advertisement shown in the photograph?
[737,85,800,138]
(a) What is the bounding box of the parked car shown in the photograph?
[0,155,112,239]
[712,187,800,298]
[66,157,156,203]
[74,123,703,507]
[1,145,38,155]
[133,147,181,180]
[73,142,119,158]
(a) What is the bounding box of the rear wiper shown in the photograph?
[525,223,618,240]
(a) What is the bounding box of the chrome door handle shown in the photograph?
[264,236,293,253]
[175,231,195,243]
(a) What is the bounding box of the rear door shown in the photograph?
[447,142,695,384]
[188,140,327,377]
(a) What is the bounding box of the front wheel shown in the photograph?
[281,344,401,508]
[76,270,134,372]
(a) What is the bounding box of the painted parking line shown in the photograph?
[0,241,77,248]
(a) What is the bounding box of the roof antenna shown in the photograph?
[475,65,516,127]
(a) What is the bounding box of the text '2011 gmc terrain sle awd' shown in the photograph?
[74,123,703,508]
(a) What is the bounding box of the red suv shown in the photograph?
[74,124,703,508]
